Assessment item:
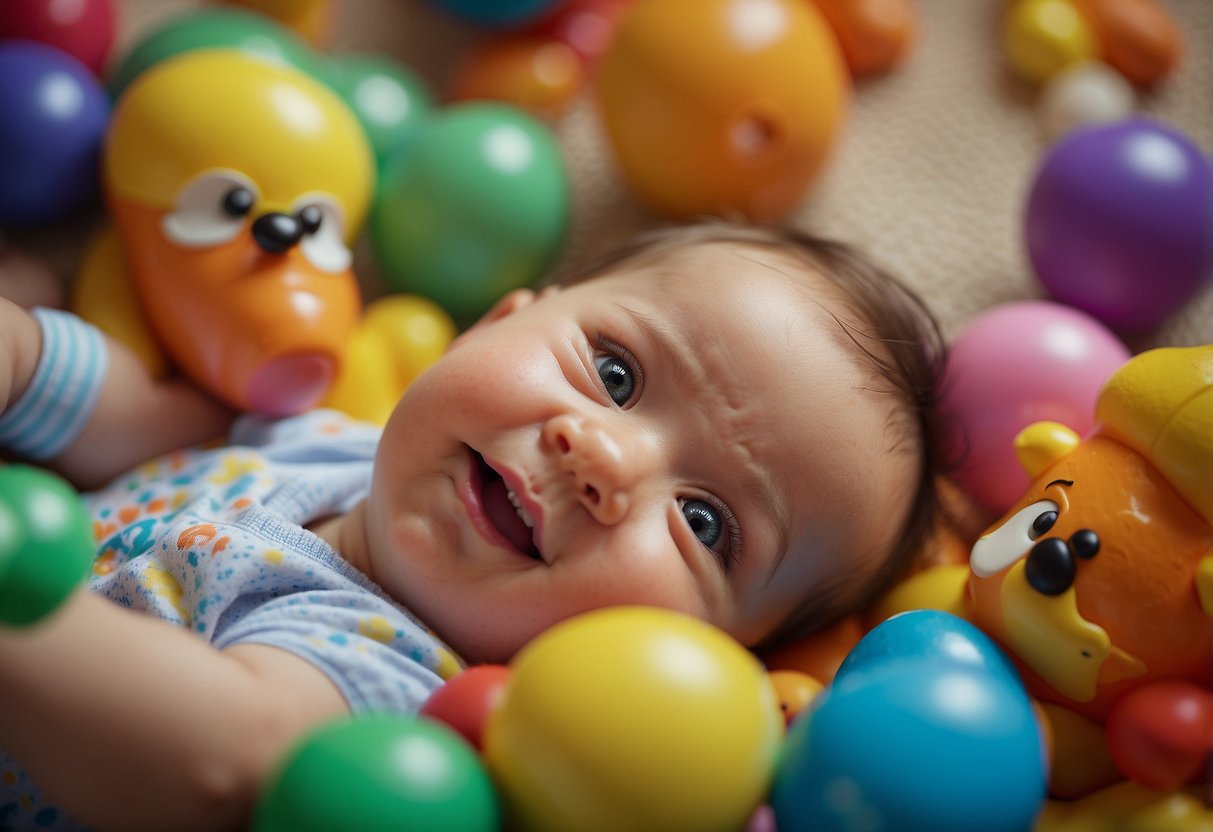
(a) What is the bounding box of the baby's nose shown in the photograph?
[542,414,645,525]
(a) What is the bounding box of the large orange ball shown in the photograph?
[595,0,848,220]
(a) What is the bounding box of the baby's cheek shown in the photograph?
[562,559,713,624]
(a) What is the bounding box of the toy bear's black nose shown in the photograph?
[251,212,303,254]
[1025,529,1100,596]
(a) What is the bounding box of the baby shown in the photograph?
[0,221,944,831]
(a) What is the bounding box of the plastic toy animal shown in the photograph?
[966,343,1213,795]
[74,49,374,417]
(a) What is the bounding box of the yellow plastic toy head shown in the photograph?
[106,49,371,239]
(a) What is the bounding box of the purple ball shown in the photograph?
[1025,117,1213,332]
[0,40,110,227]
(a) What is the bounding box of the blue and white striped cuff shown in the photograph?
[0,307,108,460]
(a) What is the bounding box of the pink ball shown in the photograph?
[938,300,1130,514]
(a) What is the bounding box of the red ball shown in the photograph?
[1105,680,1213,790]
[0,0,116,77]
[532,0,631,64]
[419,664,512,751]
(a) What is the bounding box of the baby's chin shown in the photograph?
[429,613,549,667]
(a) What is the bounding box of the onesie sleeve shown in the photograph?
[212,590,461,714]
[0,307,108,460]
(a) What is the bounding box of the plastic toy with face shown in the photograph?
[84,49,373,416]
[966,344,1213,722]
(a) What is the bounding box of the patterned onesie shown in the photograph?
[0,404,463,831]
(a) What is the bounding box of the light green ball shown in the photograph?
[254,714,501,832]
[370,102,569,325]
[0,465,93,626]
[326,53,433,168]
[108,8,329,97]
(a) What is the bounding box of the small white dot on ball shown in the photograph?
[1037,60,1136,140]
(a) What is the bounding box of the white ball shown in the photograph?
[1037,60,1136,140]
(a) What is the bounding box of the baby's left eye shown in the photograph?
[593,353,636,406]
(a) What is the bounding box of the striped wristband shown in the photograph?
[0,307,108,460]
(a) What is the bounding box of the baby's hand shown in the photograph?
[0,465,93,626]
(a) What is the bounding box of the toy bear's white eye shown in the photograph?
[162,170,259,248]
[293,194,351,274]
[970,499,1060,578]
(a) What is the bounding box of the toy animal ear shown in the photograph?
[1197,555,1213,617]
[1014,421,1080,479]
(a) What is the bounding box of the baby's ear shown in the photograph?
[449,285,560,347]
[479,288,540,324]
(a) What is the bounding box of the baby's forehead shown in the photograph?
[590,240,839,317]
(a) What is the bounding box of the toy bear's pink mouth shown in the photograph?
[473,451,541,560]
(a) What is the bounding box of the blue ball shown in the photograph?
[771,661,1047,832]
[836,610,1022,688]
[0,40,110,227]
[424,0,564,29]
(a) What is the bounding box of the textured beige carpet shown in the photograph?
[23,0,1213,350]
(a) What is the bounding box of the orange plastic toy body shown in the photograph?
[85,50,374,417]
[965,344,1213,791]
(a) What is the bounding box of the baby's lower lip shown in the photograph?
[459,446,537,560]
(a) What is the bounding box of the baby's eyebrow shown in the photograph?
[614,303,702,392]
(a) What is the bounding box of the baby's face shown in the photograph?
[364,243,918,662]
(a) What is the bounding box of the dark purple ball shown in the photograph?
[1025,117,1213,332]
[0,40,110,227]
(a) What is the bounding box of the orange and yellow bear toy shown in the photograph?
[844,343,1213,828]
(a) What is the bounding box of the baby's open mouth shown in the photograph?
[474,452,542,560]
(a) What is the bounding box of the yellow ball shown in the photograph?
[483,606,782,832]
[322,294,456,424]
[866,563,970,627]
[1003,0,1099,84]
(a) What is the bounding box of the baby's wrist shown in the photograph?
[0,308,108,460]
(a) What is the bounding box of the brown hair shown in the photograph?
[555,220,948,648]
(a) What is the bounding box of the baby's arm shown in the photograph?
[0,297,234,488]
[0,590,350,832]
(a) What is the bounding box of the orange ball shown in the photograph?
[767,669,823,727]
[449,35,583,119]
[1072,0,1181,87]
[594,0,848,221]
[812,0,917,77]
[759,614,863,685]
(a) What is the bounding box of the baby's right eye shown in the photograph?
[592,338,641,407]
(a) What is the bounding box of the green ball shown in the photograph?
[108,8,329,97]
[254,715,501,832]
[369,102,569,324]
[0,466,94,626]
[326,53,434,168]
